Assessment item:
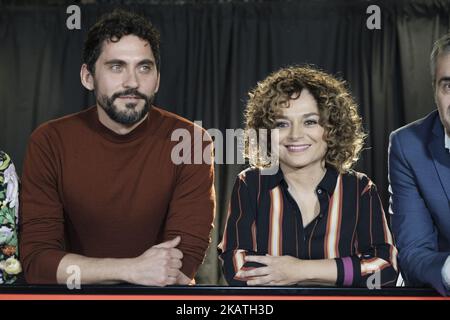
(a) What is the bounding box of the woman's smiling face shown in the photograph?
[274,89,327,172]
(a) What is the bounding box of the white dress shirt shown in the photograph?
[445,128,450,151]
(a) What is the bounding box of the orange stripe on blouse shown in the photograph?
[361,180,372,196]
[268,187,283,256]
[325,175,342,259]
[251,221,257,251]
[334,177,343,257]
[235,180,243,248]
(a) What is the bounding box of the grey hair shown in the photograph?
[430,33,450,88]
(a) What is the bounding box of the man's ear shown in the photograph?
[80,64,94,91]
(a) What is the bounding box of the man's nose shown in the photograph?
[123,69,139,88]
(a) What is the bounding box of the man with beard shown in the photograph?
[19,10,215,286]
[389,33,450,296]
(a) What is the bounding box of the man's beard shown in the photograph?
[96,88,155,125]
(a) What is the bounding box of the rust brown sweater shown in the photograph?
[19,106,215,284]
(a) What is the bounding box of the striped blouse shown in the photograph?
[218,166,398,287]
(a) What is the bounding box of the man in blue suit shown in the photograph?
[388,33,450,295]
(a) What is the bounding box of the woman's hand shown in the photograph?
[236,255,304,286]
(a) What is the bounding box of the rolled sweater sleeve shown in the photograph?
[335,178,398,287]
[19,125,67,284]
[165,135,216,279]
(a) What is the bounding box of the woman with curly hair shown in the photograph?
[218,66,398,287]
[0,150,22,284]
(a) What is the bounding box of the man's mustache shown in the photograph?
[111,89,149,101]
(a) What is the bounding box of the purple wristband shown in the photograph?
[342,257,354,286]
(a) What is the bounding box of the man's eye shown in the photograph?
[111,65,122,71]
[139,65,152,73]
[443,83,450,91]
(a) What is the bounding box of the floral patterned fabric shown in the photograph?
[0,150,22,284]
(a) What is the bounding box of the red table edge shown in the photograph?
[0,294,449,300]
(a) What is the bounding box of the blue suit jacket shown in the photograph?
[388,110,450,295]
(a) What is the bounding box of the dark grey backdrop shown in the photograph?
[0,0,449,284]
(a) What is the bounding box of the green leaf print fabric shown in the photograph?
[0,150,22,284]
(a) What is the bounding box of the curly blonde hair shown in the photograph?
[244,65,366,173]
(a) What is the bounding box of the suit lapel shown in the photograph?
[428,117,450,202]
